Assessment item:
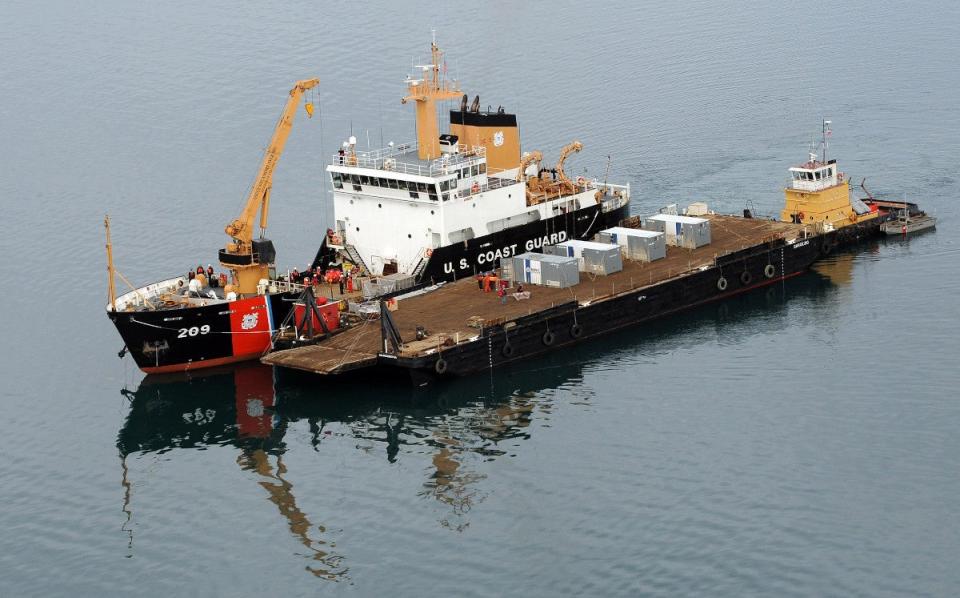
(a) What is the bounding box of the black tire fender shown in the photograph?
[502,342,515,358]
[740,271,753,286]
[764,264,776,279]
[717,276,728,291]
[542,331,555,346]
[570,323,583,339]
[434,357,448,375]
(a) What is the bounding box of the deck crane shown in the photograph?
[517,150,544,202]
[219,78,320,295]
[554,140,582,196]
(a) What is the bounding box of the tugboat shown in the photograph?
[311,38,631,286]
[779,120,892,247]
[106,79,320,374]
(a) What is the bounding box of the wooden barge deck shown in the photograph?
[261,215,809,375]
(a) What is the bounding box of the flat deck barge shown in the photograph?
[262,215,829,380]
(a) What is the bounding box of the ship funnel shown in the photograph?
[449,103,520,174]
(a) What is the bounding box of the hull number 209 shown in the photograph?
[178,325,211,338]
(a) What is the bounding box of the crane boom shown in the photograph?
[555,140,582,187]
[516,150,543,182]
[225,78,319,243]
[220,78,319,296]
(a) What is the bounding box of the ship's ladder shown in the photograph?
[343,244,371,276]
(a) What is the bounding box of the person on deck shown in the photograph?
[207,265,218,288]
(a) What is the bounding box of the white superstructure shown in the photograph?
[327,141,625,276]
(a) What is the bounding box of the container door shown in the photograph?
[529,259,542,285]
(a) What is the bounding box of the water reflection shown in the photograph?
[116,269,842,578]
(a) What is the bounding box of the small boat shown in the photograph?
[881,208,937,235]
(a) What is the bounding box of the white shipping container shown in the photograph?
[645,214,711,248]
[599,227,666,262]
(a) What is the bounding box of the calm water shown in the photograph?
[1,1,959,595]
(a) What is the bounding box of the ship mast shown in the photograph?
[822,118,831,164]
[402,38,461,161]
[105,214,117,311]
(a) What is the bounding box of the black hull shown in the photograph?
[109,292,298,374]
[313,202,631,284]
[384,230,832,381]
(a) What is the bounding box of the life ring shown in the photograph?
[542,330,555,346]
[740,271,752,286]
[570,323,583,338]
[434,357,448,375]
[717,277,728,291]
[426,248,433,257]
[764,264,776,279]
[502,342,515,358]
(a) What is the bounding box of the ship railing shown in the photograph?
[112,275,187,311]
[331,143,487,178]
[456,175,521,199]
[597,181,630,209]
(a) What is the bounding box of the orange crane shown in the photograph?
[220,78,320,295]
[554,140,582,196]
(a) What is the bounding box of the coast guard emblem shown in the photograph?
[241,312,259,330]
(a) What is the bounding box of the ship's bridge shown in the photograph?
[329,140,519,203]
[788,158,841,192]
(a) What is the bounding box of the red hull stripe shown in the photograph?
[141,352,262,375]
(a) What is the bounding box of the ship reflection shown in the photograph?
[117,269,841,577]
